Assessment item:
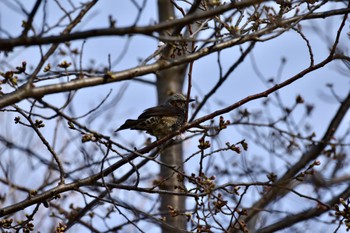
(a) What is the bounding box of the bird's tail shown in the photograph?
[115,119,140,132]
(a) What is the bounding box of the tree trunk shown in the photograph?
[157,71,187,233]
[157,1,188,232]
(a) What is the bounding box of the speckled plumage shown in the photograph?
[116,93,194,138]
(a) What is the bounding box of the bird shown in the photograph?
[115,93,194,139]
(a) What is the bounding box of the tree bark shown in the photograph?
[157,72,187,232]
[157,1,188,232]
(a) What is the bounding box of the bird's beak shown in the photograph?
[188,98,195,102]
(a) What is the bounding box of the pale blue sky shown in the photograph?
[0,1,349,232]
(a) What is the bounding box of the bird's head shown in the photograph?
[165,93,194,110]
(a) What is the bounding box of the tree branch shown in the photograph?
[1,2,348,50]
[0,52,340,218]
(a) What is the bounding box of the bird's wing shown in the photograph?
[138,105,181,119]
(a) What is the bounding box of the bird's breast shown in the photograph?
[145,115,185,138]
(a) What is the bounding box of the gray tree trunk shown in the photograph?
[157,78,187,233]
[157,1,188,232]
